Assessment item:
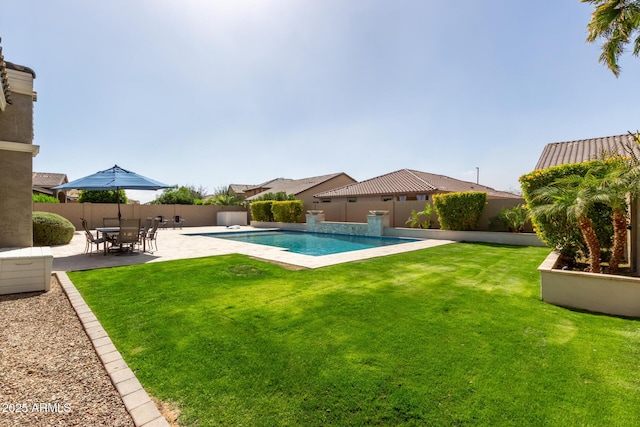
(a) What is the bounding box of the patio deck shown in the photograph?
[51,226,454,271]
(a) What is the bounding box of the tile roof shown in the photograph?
[314,169,519,199]
[535,133,640,170]
[0,40,11,106]
[247,172,352,200]
[32,172,68,188]
[228,184,254,195]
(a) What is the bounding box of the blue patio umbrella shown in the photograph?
[53,164,172,219]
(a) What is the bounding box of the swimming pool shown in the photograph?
[197,230,419,256]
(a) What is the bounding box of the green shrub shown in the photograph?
[519,161,613,259]
[497,204,530,233]
[79,189,128,204]
[433,191,487,230]
[405,203,433,229]
[32,194,60,203]
[251,201,274,222]
[33,212,75,245]
[152,186,194,205]
[271,200,304,223]
[253,192,296,201]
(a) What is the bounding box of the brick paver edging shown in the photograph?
[54,271,169,427]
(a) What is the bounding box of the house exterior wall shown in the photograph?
[299,173,356,212]
[0,69,36,248]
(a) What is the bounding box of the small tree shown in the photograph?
[32,194,60,203]
[152,186,195,205]
[206,185,245,206]
[531,174,604,273]
[78,189,128,204]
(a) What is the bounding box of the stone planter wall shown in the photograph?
[539,251,640,318]
[385,228,544,247]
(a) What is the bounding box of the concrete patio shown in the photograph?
[51,226,455,271]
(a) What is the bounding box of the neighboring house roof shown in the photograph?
[228,184,253,195]
[535,133,640,170]
[247,172,353,200]
[314,169,519,199]
[33,172,68,189]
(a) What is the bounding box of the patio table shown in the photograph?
[97,225,148,255]
[95,227,120,255]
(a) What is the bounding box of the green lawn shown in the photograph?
[69,243,640,426]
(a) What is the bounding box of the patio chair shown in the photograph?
[156,215,170,229]
[110,218,141,253]
[138,217,153,252]
[81,218,107,255]
[172,215,186,229]
[146,217,160,253]
[103,217,120,227]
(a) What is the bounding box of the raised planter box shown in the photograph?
[539,251,640,318]
[0,247,53,295]
[385,228,545,247]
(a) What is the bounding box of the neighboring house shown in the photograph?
[314,169,520,203]
[245,172,357,210]
[227,184,254,197]
[33,172,69,202]
[535,133,640,170]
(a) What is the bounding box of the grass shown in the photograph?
[68,243,640,426]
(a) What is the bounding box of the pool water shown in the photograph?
[199,231,419,256]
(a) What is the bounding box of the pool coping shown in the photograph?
[188,229,427,258]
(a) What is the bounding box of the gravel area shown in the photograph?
[0,276,134,427]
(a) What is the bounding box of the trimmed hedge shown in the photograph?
[250,201,274,222]
[433,191,487,230]
[272,200,304,223]
[33,211,75,245]
[32,194,60,203]
[519,161,613,259]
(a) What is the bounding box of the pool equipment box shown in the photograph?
[0,247,53,295]
[217,211,248,226]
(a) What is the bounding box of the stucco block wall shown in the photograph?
[315,198,526,230]
[0,150,33,246]
[0,86,35,247]
[0,93,34,143]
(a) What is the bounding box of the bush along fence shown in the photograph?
[519,160,616,270]
[432,191,487,231]
[250,200,304,223]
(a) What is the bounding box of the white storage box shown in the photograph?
[217,211,248,226]
[0,247,53,295]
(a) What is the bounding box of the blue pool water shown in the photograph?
[198,231,419,256]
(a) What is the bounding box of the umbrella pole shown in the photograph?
[117,188,122,221]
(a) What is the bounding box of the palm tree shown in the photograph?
[589,157,634,273]
[582,0,640,76]
[532,174,603,273]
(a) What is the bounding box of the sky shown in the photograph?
[4,0,640,203]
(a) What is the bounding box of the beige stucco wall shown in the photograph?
[314,198,526,230]
[33,203,247,230]
[0,150,34,246]
[0,73,36,247]
[297,174,357,213]
[539,251,640,318]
